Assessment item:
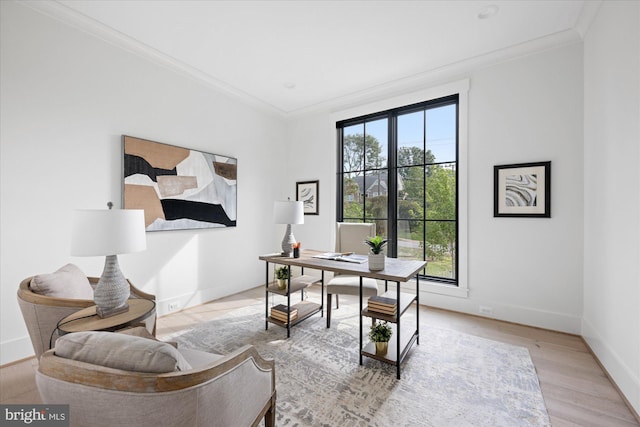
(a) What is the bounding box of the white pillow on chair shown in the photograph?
[54,331,192,373]
[31,264,94,300]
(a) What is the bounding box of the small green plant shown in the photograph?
[364,236,388,254]
[368,320,392,343]
[275,266,289,280]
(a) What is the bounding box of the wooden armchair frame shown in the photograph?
[17,276,156,359]
[37,344,276,427]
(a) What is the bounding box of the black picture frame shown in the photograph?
[296,180,319,215]
[494,161,551,218]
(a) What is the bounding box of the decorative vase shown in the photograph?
[368,253,385,271]
[375,341,388,355]
[277,279,287,290]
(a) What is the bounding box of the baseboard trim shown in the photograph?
[0,336,35,366]
[582,318,640,421]
[581,336,640,424]
[419,289,582,334]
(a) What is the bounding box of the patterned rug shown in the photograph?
[167,301,550,427]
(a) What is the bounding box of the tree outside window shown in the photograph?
[338,96,458,284]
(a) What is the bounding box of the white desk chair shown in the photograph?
[326,222,379,327]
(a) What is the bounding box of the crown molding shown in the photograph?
[574,0,603,39]
[18,0,286,119]
[288,28,582,119]
[18,0,583,121]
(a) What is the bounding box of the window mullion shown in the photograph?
[336,128,344,221]
[423,109,427,266]
[388,113,397,258]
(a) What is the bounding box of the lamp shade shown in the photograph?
[71,209,147,256]
[273,201,304,225]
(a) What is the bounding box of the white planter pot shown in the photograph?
[368,253,385,271]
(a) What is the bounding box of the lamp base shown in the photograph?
[96,302,129,318]
[281,223,297,257]
[94,255,131,318]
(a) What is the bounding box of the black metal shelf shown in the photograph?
[361,328,418,365]
[361,291,416,323]
[359,282,420,379]
[267,301,322,327]
[261,257,324,338]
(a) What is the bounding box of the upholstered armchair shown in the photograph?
[326,222,380,327]
[36,328,276,427]
[17,264,156,359]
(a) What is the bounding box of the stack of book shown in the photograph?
[367,295,397,316]
[270,304,298,323]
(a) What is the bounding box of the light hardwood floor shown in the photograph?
[2,284,638,427]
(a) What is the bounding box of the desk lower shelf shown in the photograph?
[361,329,418,364]
[267,300,321,328]
[360,290,419,379]
[361,291,416,323]
[266,275,320,295]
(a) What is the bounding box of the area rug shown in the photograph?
[166,302,550,427]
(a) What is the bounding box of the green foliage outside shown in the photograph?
[343,133,385,171]
[343,134,456,280]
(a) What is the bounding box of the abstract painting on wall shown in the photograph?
[123,135,237,231]
[494,161,550,218]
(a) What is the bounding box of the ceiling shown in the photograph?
[37,1,590,116]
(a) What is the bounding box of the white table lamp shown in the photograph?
[71,203,146,318]
[274,200,303,257]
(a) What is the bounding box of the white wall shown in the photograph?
[583,1,640,415]
[289,43,585,334]
[0,2,286,364]
[3,4,637,416]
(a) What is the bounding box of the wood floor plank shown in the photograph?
[542,382,638,424]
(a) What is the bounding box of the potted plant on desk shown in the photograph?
[369,320,392,355]
[275,266,289,290]
[364,235,388,271]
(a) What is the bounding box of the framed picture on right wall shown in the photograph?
[494,161,551,218]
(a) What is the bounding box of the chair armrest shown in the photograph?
[38,344,274,393]
[18,277,155,305]
[18,278,94,308]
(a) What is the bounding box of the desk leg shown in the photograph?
[396,281,401,379]
[321,270,325,317]
[416,274,420,345]
[287,266,291,338]
[359,276,363,366]
[265,261,269,331]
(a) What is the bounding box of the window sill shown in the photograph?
[394,279,469,298]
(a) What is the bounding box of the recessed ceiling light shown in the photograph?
[478,4,499,20]
[283,82,296,89]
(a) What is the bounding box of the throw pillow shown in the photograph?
[31,264,94,300]
[55,331,192,373]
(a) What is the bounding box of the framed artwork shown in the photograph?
[122,135,237,231]
[296,180,319,215]
[494,161,551,218]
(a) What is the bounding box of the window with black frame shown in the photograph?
[337,95,458,284]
